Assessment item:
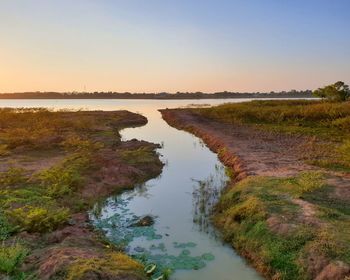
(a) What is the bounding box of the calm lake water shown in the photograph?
[0,99,262,280]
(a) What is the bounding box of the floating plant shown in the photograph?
[90,195,217,278]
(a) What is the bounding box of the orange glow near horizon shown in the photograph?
[1,1,349,93]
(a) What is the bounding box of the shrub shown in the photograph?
[38,156,89,197]
[227,196,266,223]
[0,212,15,241]
[294,171,324,197]
[119,147,158,165]
[66,253,144,280]
[0,242,28,275]
[338,140,350,164]
[62,135,103,153]
[313,81,350,102]
[0,168,27,188]
[9,206,69,233]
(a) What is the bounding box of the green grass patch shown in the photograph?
[0,241,28,276]
[214,172,349,279]
[0,152,94,234]
[119,147,159,166]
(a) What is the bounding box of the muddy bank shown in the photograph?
[160,109,313,178]
[0,109,163,280]
[160,108,350,280]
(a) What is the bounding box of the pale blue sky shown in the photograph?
[0,0,349,92]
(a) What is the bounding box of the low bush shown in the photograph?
[66,252,144,280]
[119,147,158,166]
[0,242,28,275]
[0,212,15,241]
[0,168,27,188]
[9,206,69,233]
[38,155,91,197]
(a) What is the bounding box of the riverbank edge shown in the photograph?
[161,107,350,280]
[159,108,290,279]
[1,111,164,280]
[160,109,247,181]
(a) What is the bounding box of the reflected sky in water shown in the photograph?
[0,99,262,279]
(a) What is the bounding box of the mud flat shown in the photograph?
[161,102,350,280]
[0,109,163,280]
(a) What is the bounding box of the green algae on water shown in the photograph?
[91,196,216,278]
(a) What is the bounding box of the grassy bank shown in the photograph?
[193,101,350,279]
[0,108,163,280]
[195,100,350,172]
[215,172,350,279]
[161,101,350,280]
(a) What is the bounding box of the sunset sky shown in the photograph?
[1,0,349,93]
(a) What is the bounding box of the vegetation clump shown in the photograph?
[66,252,145,280]
[0,241,28,277]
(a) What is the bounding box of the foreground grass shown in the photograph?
[215,172,350,279]
[195,100,350,172]
[66,252,144,280]
[0,108,161,279]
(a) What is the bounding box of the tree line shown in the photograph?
[0,90,313,99]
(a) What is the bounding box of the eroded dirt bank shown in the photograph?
[0,110,163,280]
[160,108,350,280]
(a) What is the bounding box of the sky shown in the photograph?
[0,0,350,93]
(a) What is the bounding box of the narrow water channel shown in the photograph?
[91,106,261,280]
[0,99,261,280]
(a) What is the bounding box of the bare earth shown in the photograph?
[161,109,314,178]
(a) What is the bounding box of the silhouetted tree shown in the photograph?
[313,81,350,101]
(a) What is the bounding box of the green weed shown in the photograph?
[0,241,28,275]
[214,172,349,279]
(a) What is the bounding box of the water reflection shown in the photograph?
[192,164,227,238]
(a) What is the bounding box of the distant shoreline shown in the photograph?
[0,90,313,100]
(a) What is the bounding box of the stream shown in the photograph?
[0,99,262,280]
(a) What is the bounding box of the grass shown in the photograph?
[0,241,28,276]
[0,212,15,241]
[0,109,124,237]
[119,146,160,166]
[188,100,350,278]
[0,108,134,152]
[65,252,145,280]
[214,171,350,279]
[0,108,160,279]
[195,100,350,171]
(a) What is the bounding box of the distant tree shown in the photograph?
[313,81,350,101]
